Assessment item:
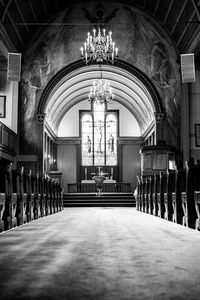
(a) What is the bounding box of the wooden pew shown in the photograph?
[53,181,59,212]
[12,167,27,225]
[0,189,5,232]
[38,174,46,217]
[136,176,142,211]
[23,170,34,222]
[31,173,41,219]
[0,166,9,231]
[1,164,18,230]
[157,172,166,218]
[172,168,185,224]
[182,161,199,228]
[47,177,55,214]
[58,182,63,211]
[44,176,51,216]
[144,177,149,213]
[140,176,146,213]
[147,175,153,215]
[194,191,200,230]
[152,174,159,216]
[163,169,175,221]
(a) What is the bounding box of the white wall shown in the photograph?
[58,100,141,137]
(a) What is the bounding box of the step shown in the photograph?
[64,203,135,207]
[63,193,134,199]
[63,192,136,207]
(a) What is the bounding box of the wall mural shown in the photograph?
[19,2,181,154]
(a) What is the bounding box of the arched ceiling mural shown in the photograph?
[44,64,155,136]
[15,1,182,153]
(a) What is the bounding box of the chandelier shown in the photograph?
[80,27,118,64]
[88,65,114,104]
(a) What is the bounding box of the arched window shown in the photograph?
[81,103,118,166]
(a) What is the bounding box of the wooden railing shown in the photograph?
[68,182,131,193]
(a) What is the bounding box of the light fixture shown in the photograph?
[88,65,114,105]
[80,27,118,64]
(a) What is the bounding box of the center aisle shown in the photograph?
[0,207,200,300]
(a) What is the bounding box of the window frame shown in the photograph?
[80,106,119,166]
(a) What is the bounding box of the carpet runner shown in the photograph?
[0,207,200,300]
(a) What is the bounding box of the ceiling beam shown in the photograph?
[1,0,12,21]
[142,0,148,10]
[191,0,200,20]
[6,10,24,47]
[153,0,161,17]
[163,0,175,23]
[176,10,196,48]
[13,0,29,33]
[53,0,58,10]
[27,0,38,23]
[41,0,48,17]
[171,0,189,35]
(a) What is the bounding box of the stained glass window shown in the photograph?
[82,114,93,166]
[81,103,117,166]
[106,114,117,165]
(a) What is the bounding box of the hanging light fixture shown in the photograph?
[80,27,118,65]
[88,65,114,104]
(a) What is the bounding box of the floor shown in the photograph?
[0,207,200,300]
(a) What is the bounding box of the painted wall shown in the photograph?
[20,2,181,154]
[58,100,141,137]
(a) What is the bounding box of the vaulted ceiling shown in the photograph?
[0,0,200,55]
[44,64,155,135]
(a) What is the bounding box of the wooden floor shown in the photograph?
[0,207,200,300]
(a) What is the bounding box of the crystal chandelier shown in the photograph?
[88,66,114,104]
[81,27,118,64]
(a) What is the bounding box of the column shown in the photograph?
[36,113,46,174]
[154,113,164,145]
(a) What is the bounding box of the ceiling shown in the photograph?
[44,64,155,135]
[0,0,200,55]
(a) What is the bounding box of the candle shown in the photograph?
[85,167,87,180]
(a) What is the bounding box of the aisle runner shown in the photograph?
[0,208,200,300]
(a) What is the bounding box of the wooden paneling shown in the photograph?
[57,144,77,192]
[0,121,16,159]
[121,144,141,191]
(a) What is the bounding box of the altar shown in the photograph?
[81,179,116,184]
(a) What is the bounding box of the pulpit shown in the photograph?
[140,143,176,176]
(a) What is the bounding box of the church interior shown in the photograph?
[1,0,200,299]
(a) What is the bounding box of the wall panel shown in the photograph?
[57,144,77,192]
[121,144,141,191]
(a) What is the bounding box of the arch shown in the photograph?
[37,60,163,135]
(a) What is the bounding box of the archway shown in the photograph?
[37,60,162,190]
